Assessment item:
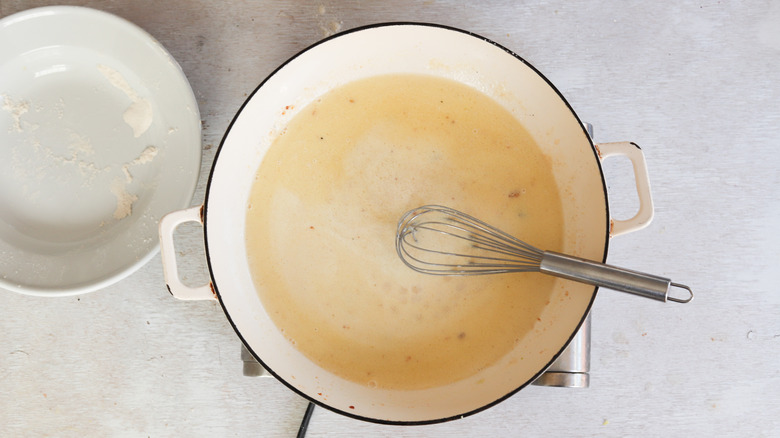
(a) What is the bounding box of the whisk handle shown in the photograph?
[539,252,693,303]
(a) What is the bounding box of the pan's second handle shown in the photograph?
[539,251,693,303]
[596,141,654,238]
[158,205,216,301]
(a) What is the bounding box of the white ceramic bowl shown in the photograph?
[0,6,201,296]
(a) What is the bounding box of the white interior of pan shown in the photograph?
[205,24,607,423]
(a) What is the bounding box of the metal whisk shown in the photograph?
[396,205,693,303]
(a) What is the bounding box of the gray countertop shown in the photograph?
[1,1,779,436]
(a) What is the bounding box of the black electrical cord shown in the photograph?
[296,402,315,438]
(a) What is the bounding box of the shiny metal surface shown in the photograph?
[539,252,692,303]
[241,343,268,377]
[534,312,591,388]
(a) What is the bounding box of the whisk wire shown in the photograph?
[396,205,545,275]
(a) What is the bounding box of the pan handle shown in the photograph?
[158,205,216,301]
[595,141,654,238]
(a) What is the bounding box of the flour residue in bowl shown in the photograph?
[110,177,139,220]
[122,145,158,183]
[2,89,160,223]
[58,132,106,183]
[97,64,153,138]
[113,145,159,219]
[1,94,30,133]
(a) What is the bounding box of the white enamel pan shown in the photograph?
[159,23,655,424]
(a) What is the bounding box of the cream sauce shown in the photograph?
[245,74,564,390]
